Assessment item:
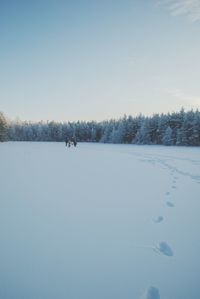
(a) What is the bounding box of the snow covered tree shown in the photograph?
[0,112,7,141]
[162,126,173,145]
[133,119,151,144]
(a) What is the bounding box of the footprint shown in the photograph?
[173,180,176,184]
[165,191,170,196]
[166,201,175,207]
[141,286,160,299]
[157,241,174,257]
[153,216,164,223]
[172,185,177,189]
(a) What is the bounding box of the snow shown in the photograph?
[153,216,164,223]
[0,142,200,299]
[156,242,174,257]
[141,286,160,299]
[166,201,175,208]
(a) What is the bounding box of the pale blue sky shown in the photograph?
[0,0,200,121]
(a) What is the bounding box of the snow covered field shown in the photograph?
[0,142,200,299]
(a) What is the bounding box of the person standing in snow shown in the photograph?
[65,136,77,147]
[65,136,70,147]
[71,136,77,147]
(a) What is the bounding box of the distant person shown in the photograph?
[65,137,70,147]
[65,136,77,147]
[71,136,77,147]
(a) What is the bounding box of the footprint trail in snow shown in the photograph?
[141,286,160,299]
[156,241,174,257]
[166,201,175,207]
[153,216,164,223]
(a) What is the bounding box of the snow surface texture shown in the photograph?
[166,201,175,207]
[0,142,200,299]
[141,286,160,299]
[153,216,164,223]
[157,242,174,257]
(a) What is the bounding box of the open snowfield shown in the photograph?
[0,142,200,299]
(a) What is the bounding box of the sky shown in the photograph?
[0,0,200,122]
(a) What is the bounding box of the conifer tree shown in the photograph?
[0,112,7,142]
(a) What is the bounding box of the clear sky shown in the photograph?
[0,0,200,122]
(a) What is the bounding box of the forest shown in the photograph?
[1,109,200,146]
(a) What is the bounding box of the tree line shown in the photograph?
[1,109,200,146]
